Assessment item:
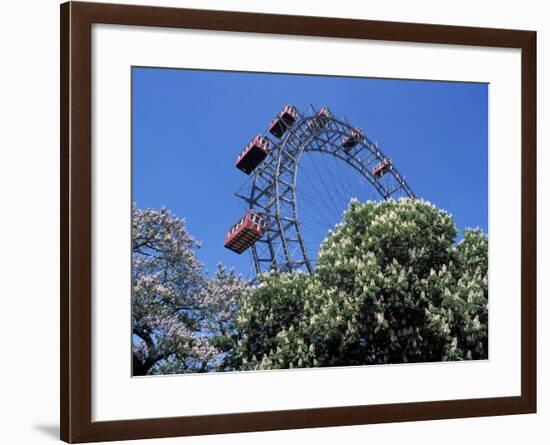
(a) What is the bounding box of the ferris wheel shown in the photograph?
[224,105,415,277]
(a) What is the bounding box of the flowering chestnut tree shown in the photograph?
[232,199,488,370]
[132,204,247,375]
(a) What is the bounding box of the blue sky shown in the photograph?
[132,67,488,277]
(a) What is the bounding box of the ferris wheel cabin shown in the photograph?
[317,107,332,121]
[236,135,271,174]
[372,158,392,179]
[224,211,267,254]
[342,128,364,149]
[307,107,332,131]
[268,105,298,138]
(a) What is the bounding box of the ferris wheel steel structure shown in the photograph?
[235,105,415,276]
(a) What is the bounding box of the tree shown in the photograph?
[132,204,247,375]
[232,199,488,370]
[200,263,248,371]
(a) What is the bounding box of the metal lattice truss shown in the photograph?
[236,106,415,276]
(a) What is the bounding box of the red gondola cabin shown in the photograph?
[307,107,332,131]
[268,105,297,138]
[224,211,267,254]
[235,135,271,174]
[342,128,363,149]
[318,107,332,121]
[372,158,392,179]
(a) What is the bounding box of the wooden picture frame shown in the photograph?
[60,1,536,442]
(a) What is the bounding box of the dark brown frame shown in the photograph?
[60,1,537,442]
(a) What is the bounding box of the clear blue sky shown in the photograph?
[132,67,488,278]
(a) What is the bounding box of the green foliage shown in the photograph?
[233,199,488,370]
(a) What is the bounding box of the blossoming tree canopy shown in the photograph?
[233,199,488,370]
[132,205,247,375]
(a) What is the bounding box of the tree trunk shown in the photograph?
[132,353,151,376]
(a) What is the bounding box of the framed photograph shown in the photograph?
[60,1,536,442]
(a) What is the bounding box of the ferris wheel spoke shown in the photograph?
[296,161,344,216]
[298,151,360,220]
[306,153,351,219]
[294,191,337,231]
[300,152,344,220]
[329,148,362,204]
[316,150,352,207]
